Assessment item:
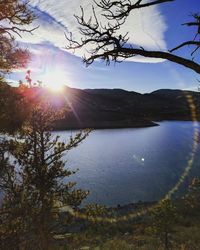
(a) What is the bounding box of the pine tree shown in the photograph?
[0,0,35,76]
[0,0,35,133]
[0,100,90,250]
[150,199,178,250]
[184,177,200,212]
[0,80,28,133]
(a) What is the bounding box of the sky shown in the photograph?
[7,0,200,93]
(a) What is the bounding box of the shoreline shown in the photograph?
[53,119,200,131]
[54,120,158,131]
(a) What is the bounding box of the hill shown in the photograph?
[9,86,200,130]
[54,87,200,130]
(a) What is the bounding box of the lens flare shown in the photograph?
[47,82,64,92]
[41,68,67,92]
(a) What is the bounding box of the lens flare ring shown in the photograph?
[56,92,200,223]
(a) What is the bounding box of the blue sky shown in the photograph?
[7,0,200,93]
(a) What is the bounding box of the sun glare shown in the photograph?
[47,82,64,92]
[41,68,67,92]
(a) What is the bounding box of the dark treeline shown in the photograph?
[1,83,200,133]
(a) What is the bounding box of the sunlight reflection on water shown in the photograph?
[53,121,200,206]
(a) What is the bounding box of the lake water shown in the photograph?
[54,121,200,207]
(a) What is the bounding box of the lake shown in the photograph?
[54,121,200,207]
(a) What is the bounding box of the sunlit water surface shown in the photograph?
[53,121,200,207]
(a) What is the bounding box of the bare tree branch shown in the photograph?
[83,47,200,74]
[95,0,174,20]
[169,41,200,53]
[66,0,200,75]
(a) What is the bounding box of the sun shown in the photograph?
[41,68,67,92]
[47,81,64,92]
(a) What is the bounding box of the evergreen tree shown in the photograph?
[150,199,178,250]
[0,80,28,133]
[0,0,35,132]
[0,0,35,76]
[184,177,200,212]
[0,101,90,250]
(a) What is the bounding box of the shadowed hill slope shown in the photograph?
[7,86,200,130]
[54,87,200,129]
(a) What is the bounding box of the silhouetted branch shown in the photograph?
[170,13,200,59]
[170,41,200,53]
[82,47,200,74]
[95,0,174,20]
[66,0,200,75]
[65,5,128,64]
[0,0,36,38]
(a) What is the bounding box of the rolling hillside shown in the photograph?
[53,87,200,129]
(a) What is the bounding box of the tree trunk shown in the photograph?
[164,232,170,250]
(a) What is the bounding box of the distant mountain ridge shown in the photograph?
[53,86,200,130]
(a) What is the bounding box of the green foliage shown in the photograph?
[100,239,134,250]
[0,101,90,250]
[0,0,34,75]
[0,81,29,133]
[149,199,179,250]
[184,177,200,211]
[0,0,34,132]
[85,204,108,218]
